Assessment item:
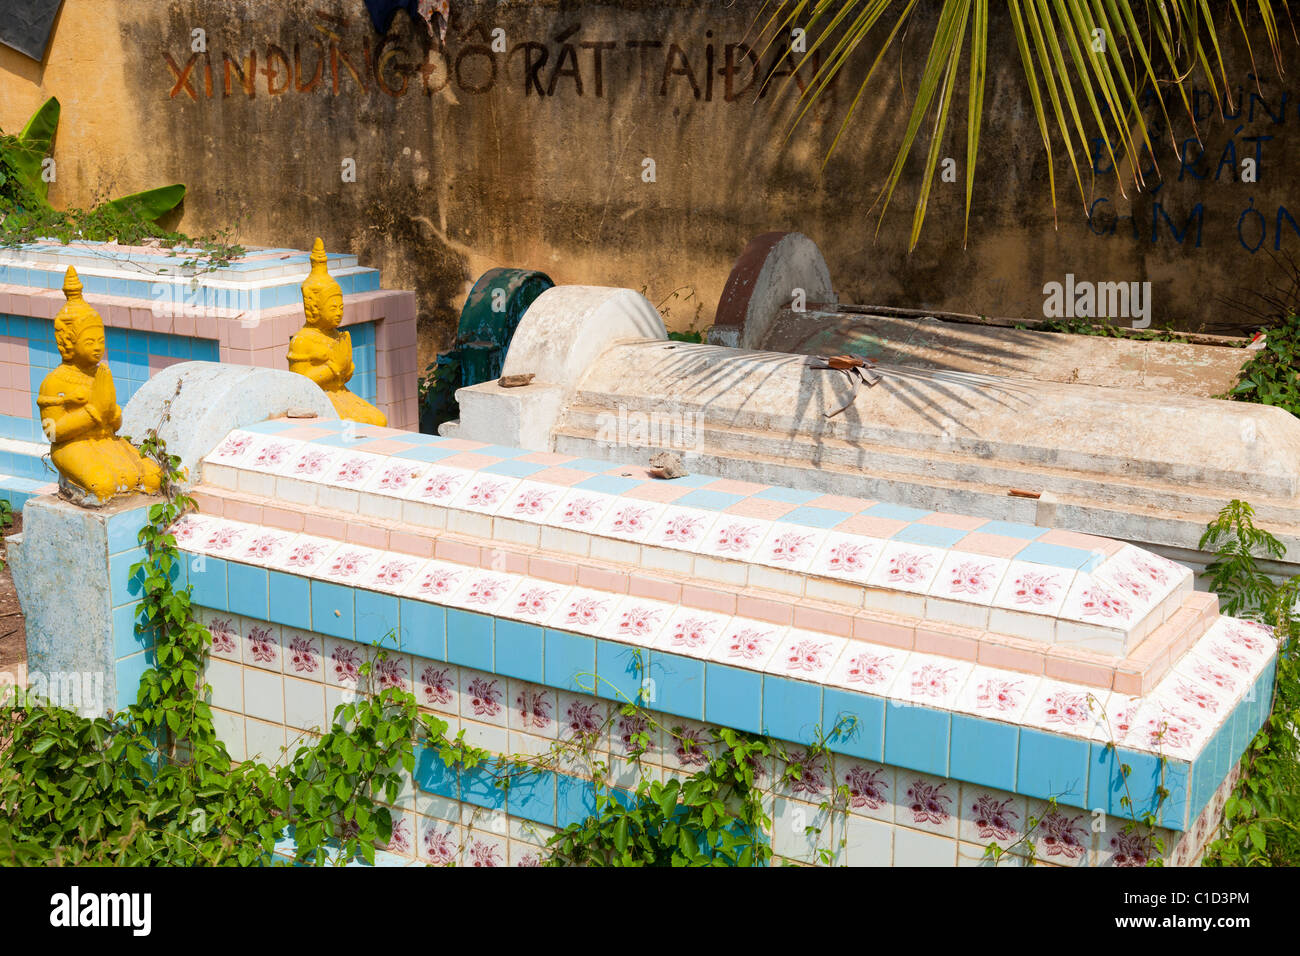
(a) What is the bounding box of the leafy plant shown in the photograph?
[1223,312,1300,416]
[761,1,1295,248]
[1200,500,1300,866]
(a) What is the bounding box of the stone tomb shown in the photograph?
[450,284,1300,579]
[0,239,418,507]
[11,363,1276,866]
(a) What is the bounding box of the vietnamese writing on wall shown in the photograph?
[163,11,828,104]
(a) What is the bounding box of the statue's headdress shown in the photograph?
[301,237,342,323]
[53,267,104,359]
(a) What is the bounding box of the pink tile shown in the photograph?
[358,439,417,455]
[1043,648,1115,687]
[1037,529,1123,555]
[835,515,908,538]
[435,538,481,566]
[792,605,854,637]
[913,623,981,661]
[528,467,593,487]
[805,494,876,513]
[437,452,502,471]
[529,556,577,585]
[704,478,769,496]
[681,585,736,616]
[516,451,574,466]
[576,566,629,594]
[953,532,1028,558]
[436,438,488,451]
[346,522,390,550]
[976,636,1045,674]
[723,498,795,520]
[389,530,436,558]
[279,426,338,440]
[224,499,263,524]
[190,490,225,516]
[263,505,304,532]
[482,548,530,575]
[622,482,690,503]
[735,594,792,626]
[852,613,915,649]
[917,512,988,531]
[303,514,348,539]
[629,573,682,604]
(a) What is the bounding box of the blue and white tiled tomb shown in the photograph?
[16,415,1276,866]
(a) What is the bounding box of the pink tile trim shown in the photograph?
[852,612,915,650]
[704,478,769,496]
[263,505,304,532]
[805,494,876,513]
[1043,647,1115,686]
[389,531,436,558]
[1037,529,1123,555]
[835,515,908,538]
[361,439,419,455]
[434,438,488,451]
[303,514,348,539]
[576,566,629,594]
[723,498,795,520]
[528,467,594,487]
[190,490,225,516]
[792,605,854,637]
[346,523,390,550]
[914,622,981,661]
[438,453,504,470]
[952,532,1027,558]
[680,585,736,616]
[224,499,263,524]
[917,512,988,531]
[629,574,682,604]
[622,483,691,503]
[516,452,575,466]
[976,635,1045,674]
[435,539,481,565]
[529,557,577,585]
[736,594,792,626]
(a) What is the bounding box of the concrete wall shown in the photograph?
[3,0,1299,367]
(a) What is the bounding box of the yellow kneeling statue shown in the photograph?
[288,238,387,426]
[37,267,162,502]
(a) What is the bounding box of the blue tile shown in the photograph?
[461,758,508,811]
[780,506,851,529]
[187,554,227,610]
[310,581,354,640]
[555,775,599,829]
[112,603,151,658]
[884,703,950,776]
[227,562,269,620]
[822,687,885,761]
[1013,542,1096,571]
[1017,729,1089,806]
[661,472,722,488]
[506,769,557,826]
[414,747,459,799]
[481,459,545,478]
[445,609,493,671]
[495,620,545,683]
[864,502,931,521]
[393,445,457,463]
[754,486,820,504]
[891,523,967,548]
[674,489,744,511]
[355,589,400,646]
[559,458,623,474]
[544,628,596,693]
[595,640,645,705]
[399,599,445,661]
[108,548,148,605]
[267,571,311,630]
[106,506,149,554]
[474,444,529,459]
[114,649,156,712]
[950,715,1018,792]
[649,653,705,721]
[575,476,641,495]
[704,663,763,734]
[761,676,822,746]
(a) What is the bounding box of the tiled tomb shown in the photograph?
[0,239,418,508]
[13,410,1274,866]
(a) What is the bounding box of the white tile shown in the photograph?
[696,515,769,561]
[315,543,385,585]
[707,618,786,670]
[243,667,284,725]
[446,508,493,538]
[241,619,282,672]
[450,473,520,514]
[322,450,390,490]
[644,506,717,551]
[316,484,360,514]
[893,827,957,866]
[843,814,894,866]
[888,652,974,709]
[500,579,571,625]
[246,436,307,473]
[401,559,472,602]
[766,628,847,682]
[402,464,476,505]
[825,643,908,696]
[282,628,324,681]
[893,771,960,839]
[497,480,566,524]
[275,443,341,482]
[414,660,459,713]
[548,587,619,636]
[1059,573,1141,629]
[445,570,520,615]
[203,658,243,711]
[361,458,431,498]
[929,551,1010,605]
[596,499,665,542]
[600,596,674,645]
[459,671,509,727]
[234,528,298,568]
[991,561,1074,617]
[753,523,827,573]
[951,665,1040,722]
[809,532,886,584]
[1021,679,1109,737]
[205,429,260,465]
[866,541,946,594]
[362,554,428,595]
[550,489,616,533]
[835,757,896,824]
[284,675,327,731]
[652,606,730,659]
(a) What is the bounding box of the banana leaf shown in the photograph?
[9,96,60,199]
[101,184,187,222]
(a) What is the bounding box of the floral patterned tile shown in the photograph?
[374,652,415,696]
[463,831,508,868]
[444,570,520,615]
[929,552,1011,606]
[547,587,620,636]
[360,458,431,498]
[1193,636,1265,681]
[824,643,908,697]
[232,528,299,568]
[1150,673,1232,730]
[765,629,847,682]
[808,533,886,584]
[1173,646,1251,700]
[644,506,718,551]
[195,518,254,558]
[323,450,390,490]
[205,429,260,465]
[402,464,476,505]
[865,541,946,594]
[500,579,571,625]
[242,619,282,671]
[169,513,215,551]
[1060,574,1142,629]
[895,771,960,839]
[362,554,428,595]
[1207,617,1279,669]
[599,596,674,645]
[315,543,386,585]
[282,628,324,681]
[274,443,342,482]
[695,515,771,562]
[551,489,616,533]
[1120,698,1210,761]
[652,607,731,659]
[1111,544,1191,595]
[990,561,1074,617]
[270,535,339,577]
[556,694,609,748]
[460,671,508,727]
[379,812,416,859]
[706,618,787,671]
[958,785,1027,852]
[752,523,827,573]
[1021,679,1109,738]
[596,499,666,543]
[449,473,520,515]
[1091,691,1140,745]
[400,559,472,603]
[837,758,895,824]
[415,660,459,712]
[609,707,660,761]
[243,436,307,474]
[950,665,1040,723]
[418,819,461,866]
[1031,803,1092,867]
[323,637,368,693]
[508,681,559,739]
[202,609,241,663]
[498,480,566,524]
[888,653,974,710]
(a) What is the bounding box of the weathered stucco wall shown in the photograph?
[3,0,1299,367]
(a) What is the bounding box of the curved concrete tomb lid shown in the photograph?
[189,416,1276,768]
[121,361,338,484]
